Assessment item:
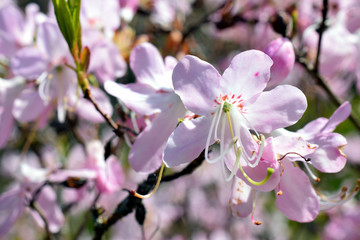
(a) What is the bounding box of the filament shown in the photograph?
[243,134,265,168]
[123,133,132,147]
[130,111,140,134]
[303,162,320,182]
[238,163,274,186]
[214,102,224,141]
[206,138,238,164]
[251,189,262,225]
[205,106,221,162]
[222,147,242,182]
[240,112,260,139]
[317,179,360,210]
[225,111,274,185]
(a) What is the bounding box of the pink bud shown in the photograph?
[264,38,295,85]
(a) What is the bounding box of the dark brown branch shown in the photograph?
[296,56,360,132]
[28,182,53,240]
[83,88,118,130]
[314,0,329,72]
[73,193,101,240]
[162,150,205,182]
[30,202,53,240]
[92,150,205,240]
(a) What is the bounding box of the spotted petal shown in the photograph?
[221,50,272,100]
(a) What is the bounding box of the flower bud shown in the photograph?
[264,38,295,85]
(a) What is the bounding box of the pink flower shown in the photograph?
[274,101,351,173]
[163,50,307,181]
[82,29,126,83]
[0,76,26,148]
[10,19,77,123]
[266,102,352,221]
[80,0,121,38]
[119,0,139,22]
[264,38,295,86]
[105,42,187,173]
[324,201,360,240]
[0,3,39,58]
[0,187,27,237]
[86,140,124,194]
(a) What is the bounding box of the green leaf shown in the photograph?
[51,0,82,59]
[70,0,82,53]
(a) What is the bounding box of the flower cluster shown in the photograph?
[0,0,359,239]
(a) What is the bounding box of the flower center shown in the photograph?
[214,93,245,112]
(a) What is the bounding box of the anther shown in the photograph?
[277,182,283,195]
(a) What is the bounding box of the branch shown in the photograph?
[74,193,101,240]
[30,202,53,240]
[92,150,205,239]
[314,0,329,72]
[162,150,205,182]
[180,2,227,44]
[296,56,360,132]
[28,182,53,240]
[295,0,360,131]
[83,88,118,131]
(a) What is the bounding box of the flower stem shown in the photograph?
[131,163,166,199]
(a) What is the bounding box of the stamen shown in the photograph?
[251,189,262,225]
[123,133,132,147]
[207,138,238,164]
[38,72,51,103]
[130,111,140,134]
[303,162,320,182]
[222,147,242,182]
[220,114,226,153]
[131,163,165,199]
[240,112,260,139]
[243,134,265,168]
[214,102,225,141]
[238,163,274,186]
[205,106,221,162]
[318,179,360,210]
[278,160,285,176]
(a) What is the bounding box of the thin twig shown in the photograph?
[28,181,53,240]
[30,202,54,240]
[83,88,118,130]
[162,150,205,182]
[73,192,101,240]
[314,0,329,72]
[297,56,360,132]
